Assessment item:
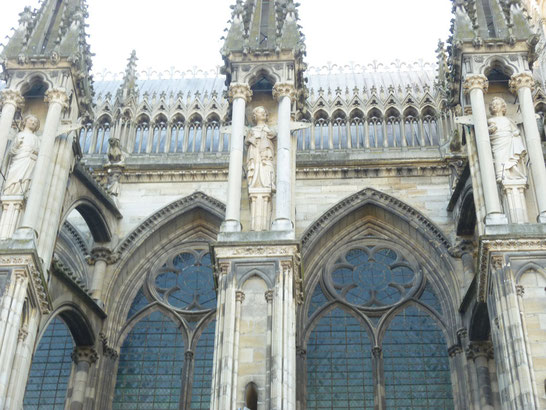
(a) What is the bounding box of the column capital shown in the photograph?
[466,341,493,361]
[509,72,535,93]
[463,74,489,94]
[235,290,245,303]
[228,83,252,103]
[86,246,116,265]
[264,290,274,303]
[71,346,98,365]
[0,89,24,110]
[272,82,297,102]
[45,87,69,109]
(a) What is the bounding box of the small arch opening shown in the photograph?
[245,382,258,410]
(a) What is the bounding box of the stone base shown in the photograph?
[485,213,508,226]
[501,178,528,224]
[271,217,294,233]
[538,212,546,224]
[220,219,242,233]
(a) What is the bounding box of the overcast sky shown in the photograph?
[1,0,453,76]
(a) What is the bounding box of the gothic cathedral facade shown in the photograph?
[0,0,545,409]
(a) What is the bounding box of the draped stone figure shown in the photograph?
[246,106,276,190]
[245,106,276,231]
[487,97,527,182]
[3,115,41,196]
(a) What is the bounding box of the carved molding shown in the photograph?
[99,332,119,360]
[301,187,452,254]
[448,344,463,358]
[18,324,29,342]
[463,74,489,94]
[214,245,299,259]
[45,88,69,109]
[116,191,225,257]
[228,83,252,103]
[0,89,24,109]
[273,82,297,102]
[509,72,534,93]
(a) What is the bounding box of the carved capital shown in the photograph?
[491,255,505,272]
[228,83,252,103]
[372,346,382,358]
[86,247,114,265]
[18,324,29,342]
[296,347,306,358]
[448,344,463,358]
[264,290,274,303]
[45,88,69,109]
[0,89,24,110]
[466,341,492,361]
[235,290,245,303]
[509,72,534,93]
[185,350,194,360]
[99,332,119,361]
[71,346,98,364]
[463,74,489,94]
[273,82,297,102]
[516,285,525,297]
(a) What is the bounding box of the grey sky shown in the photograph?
[1,0,453,76]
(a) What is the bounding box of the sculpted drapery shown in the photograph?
[3,115,41,196]
[245,106,276,191]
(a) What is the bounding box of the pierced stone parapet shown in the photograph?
[463,74,489,93]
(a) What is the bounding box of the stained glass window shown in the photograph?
[24,317,74,408]
[383,307,454,409]
[113,311,185,409]
[307,309,374,409]
[191,320,216,409]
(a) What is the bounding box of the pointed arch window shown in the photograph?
[404,114,420,147]
[349,112,365,148]
[314,115,329,150]
[331,113,348,149]
[302,240,455,409]
[79,121,94,154]
[188,116,203,153]
[170,117,185,153]
[367,114,384,148]
[205,117,221,152]
[151,118,168,153]
[24,317,74,408]
[134,117,150,153]
[94,117,111,154]
[422,114,439,146]
[113,244,216,409]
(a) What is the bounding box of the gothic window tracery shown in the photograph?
[302,239,454,409]
[134,117,150,154]
[170,116,185,153]
[113,244,216,409]
[79,120,94,154]
[94,116,111,154]
[151,116,168,153]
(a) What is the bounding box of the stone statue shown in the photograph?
[245,106,276,190]
[106,137,125,165]
[487,97,527,182]
[3,114,41,196]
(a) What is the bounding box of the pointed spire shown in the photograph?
[117,50,139,103]
[222,0,305,56]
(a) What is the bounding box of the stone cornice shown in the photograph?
[509,72,535,93]
[463,74,489,94]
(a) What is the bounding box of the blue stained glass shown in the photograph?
[419,282,443,315]
[191,320,216,409]
[307,309,374,409]
[127,287,149,319]
[308,283,328,318]
[383,307,454,409]
[113,311,185,409]
[332,248,414,307]
[154,252,216,310]
[24,317,74,408]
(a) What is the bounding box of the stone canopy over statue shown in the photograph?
[3,115,41,196]
[245,106,276,231]
[487,97,527,182]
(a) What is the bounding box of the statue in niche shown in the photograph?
[487,97,527,182]
[3,114,41,196]
[245,106,276,231]
[246,106,276,190]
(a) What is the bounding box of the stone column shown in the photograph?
[5,309,39,409]
[0,199,24,239]
[502,180,529,223]
[16,88,68,239]
[510,72,546,223]
[272,83,296,232]
[0,90,24,167]
[86,247,113,303]
[467,341,494,410]
[222,84,252,233]
[463,75,508,225]
[69,346,98,410]
[0,271,28,406]
[488,256,537,408]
